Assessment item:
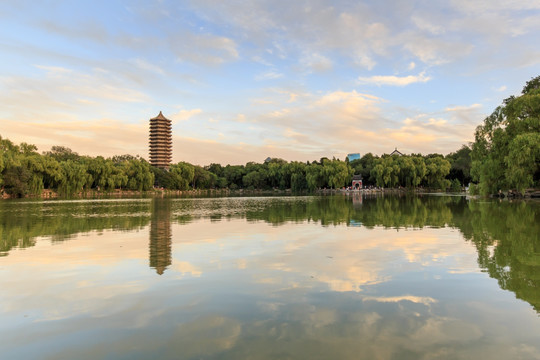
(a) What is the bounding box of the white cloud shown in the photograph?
[255,70,284,81]
[170,109,203,123]
[451,0,540,13]
[357,72,431,86]
[130,58,164,74]
[34,65,73,75]
[427,118,447,126]
[411,15,446,35]
[169,32,239,65]
[402,36,473,65]
[300,52,333,72]
[445,104,482,112]
[354,54,377,70]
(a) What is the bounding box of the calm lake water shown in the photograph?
[1,195,539,359]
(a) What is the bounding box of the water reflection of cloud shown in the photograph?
[170,316,242,357]
[173,261,202,277]
[363,295,437,306]
[170,220,479,294]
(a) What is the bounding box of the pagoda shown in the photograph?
[149,111,172,170]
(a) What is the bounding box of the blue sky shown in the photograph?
[1,0,539,165]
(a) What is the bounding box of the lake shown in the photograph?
[1,194,539,359]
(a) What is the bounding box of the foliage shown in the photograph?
[43,146,80,162]
[2,165,31,197]
[445,145,472,186]
[424,156,451,190]
[0,134,476,197]
[471,75,540,195]
[170,162,194,190]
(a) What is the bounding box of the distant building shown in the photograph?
[389,148,403,156]
[352,174,363,189]
[347,153,361,161]
[149,111,172,170]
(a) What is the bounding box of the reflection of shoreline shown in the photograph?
[0,196,538,312]
[149,198,172,275]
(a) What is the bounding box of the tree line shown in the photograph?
[1,134,469,197]
[0,142,155,197]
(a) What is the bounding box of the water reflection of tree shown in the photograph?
[149,198,172,275]
[454,200,540,313]
[0,200,150,256]
[242,195,540,313]
[244,195,459,229]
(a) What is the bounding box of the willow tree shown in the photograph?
[471,76,540,195]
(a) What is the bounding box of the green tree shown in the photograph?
[193,165,217,189]
[471,76,540,195]
[357,153,378,186]
[505,132,540,193]
[371,156,400,188]
[223,165,245,189]
[446,145,472,186]
[324,159,351,189]
[58,160,89,195]
[412,156,427,187]
[306,163,323,191]
[424,156,451,190]
[2,165,31,197]
[87,157,117,191]
[288,161,308,192]
[122,158,154,191]
[170,162,195,190]
[397,156,416,188]
[21,154,46,195]
[43,146,80,162]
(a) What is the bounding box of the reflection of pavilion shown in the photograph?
[352,193,363,207]
[149,198,172,275]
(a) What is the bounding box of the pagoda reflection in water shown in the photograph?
[149,197,172,275]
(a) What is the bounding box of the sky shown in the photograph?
[1,0,540,166]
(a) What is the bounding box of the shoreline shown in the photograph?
[2,187,539,200]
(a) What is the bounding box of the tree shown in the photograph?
[324,159,351,189]
[397,156,416,188]
[2,165,31,197]
[425,156,451,190]
[306,163,323,191]
[371,156,400,188]
[289,162,308,192]
[58,160,89,195]
[223,165,245,189]
[170,162,195,190]
[446,145,472,186]
[87,157,116,191]
[471,75,540,195]
[193,165,217,189]
[505,133,540,193]
[122,158,154,191]
[43,146,80,162]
